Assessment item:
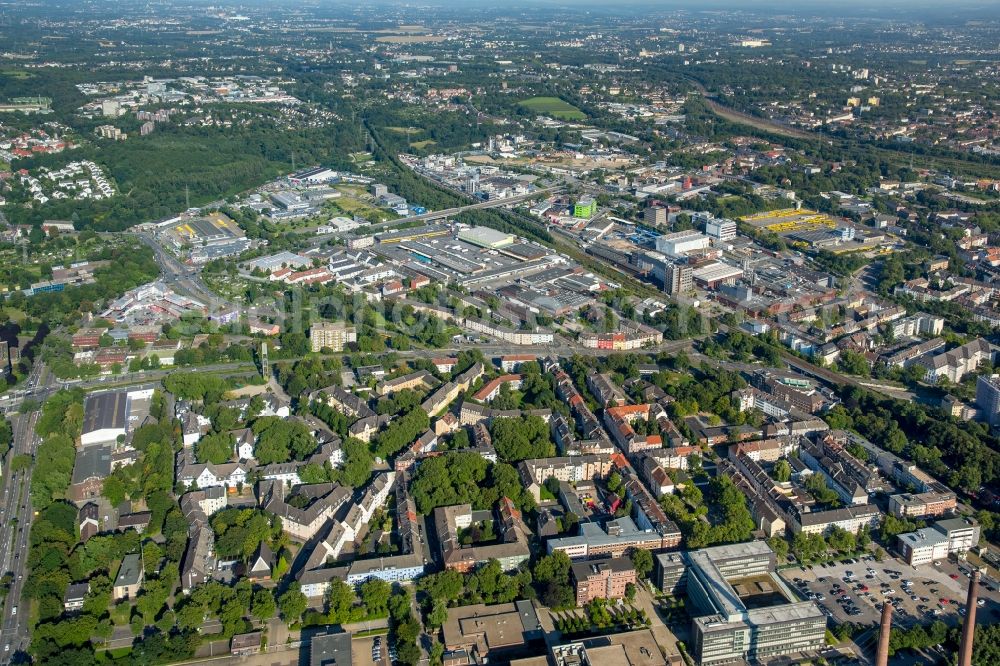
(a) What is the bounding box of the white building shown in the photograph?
[897,517,980,566]
[705,218,737,242]
[654,230,711,257]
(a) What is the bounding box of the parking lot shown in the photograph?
[778,554,1000,631]
[352,633,392,666]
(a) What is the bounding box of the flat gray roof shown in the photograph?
[310,631,352,666]
[71,444,112,484]
[697,540,773,562]
[82,391,128,435]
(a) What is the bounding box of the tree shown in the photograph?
[418,569,464,605]
[372,408,430,460]
[359,578,391,617]
[768,536,790,560]
[532,552,574,609]
[9,453,30,473]
[631,548,653,580]
[251,588,276,621]
[489,415,553,462]
[326,579,357,624]
[773,459,792,482]
[278,583,307,623]
[427,600,449,629]
[196,432,234,465]
[252,417,317,463]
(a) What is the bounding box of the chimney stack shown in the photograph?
[958,570,981,666]
[875,602,892,666]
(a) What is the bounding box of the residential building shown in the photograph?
[113,553,144,601]
[259,481,351,542]
[313,385,375,420]
[377,370,436,396]
[310,322,357,352]
[79,502,100,542]
[518,455,614,502]
[434,498,530,573]
[889,491,957,520]
[572,558,637,606]
[473,374,524,402]
[231,632,263,657]
[918,338,992,384]
[64,582,89,613]
[603,404,664,454]
[976,374,1000,427]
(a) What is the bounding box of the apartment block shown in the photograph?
[572,558,637,606]
[310,322,357,352]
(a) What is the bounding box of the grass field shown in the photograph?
[1,307,26,323]
[518,96,586,120]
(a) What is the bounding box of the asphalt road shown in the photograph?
[136,232,221,306]
[0,394,43,659]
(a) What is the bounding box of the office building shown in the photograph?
[574,197,597,219]
[663,262,692,295]
[548,630,677,666]
[704,218,737,242]
[644,206,667,226]
[442,601,543,662]
[653,552,688,596]
[547,516,675,559]
[310,322,357,352]
[896,517,980,566]
[685,542,826,665]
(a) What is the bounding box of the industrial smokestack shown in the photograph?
[875,602,892,666]
[958,570,981,666]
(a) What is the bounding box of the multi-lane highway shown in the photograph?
[0,406,42,658]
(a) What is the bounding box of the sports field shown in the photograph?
[518,96,585,120]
